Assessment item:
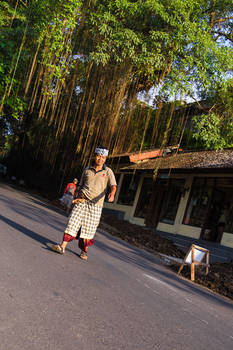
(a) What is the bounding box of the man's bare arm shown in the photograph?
[108,185,117,202]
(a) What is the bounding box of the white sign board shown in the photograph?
[185,245,208,264]
[178,244,210,281]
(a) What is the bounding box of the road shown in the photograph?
[0,182,233,350]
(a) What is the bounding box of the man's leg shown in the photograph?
[79,238,94,260]
[52,202,82,254]
[52,233,76,254]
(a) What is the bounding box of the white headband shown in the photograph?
[95,147,109,156]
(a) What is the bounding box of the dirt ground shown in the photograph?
[99,214,233,301]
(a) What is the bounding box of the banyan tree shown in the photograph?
[0,0,233,183]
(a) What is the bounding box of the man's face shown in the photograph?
[95,154,107,167]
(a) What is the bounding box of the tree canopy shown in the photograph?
[0,0,232,186]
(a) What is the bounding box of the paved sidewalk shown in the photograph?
[157,230,233,263]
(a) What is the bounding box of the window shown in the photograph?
[114,173,121,186]
[215,178,233,234]
[159,179,185,224]
[183,176,233,242]
[183,178,213,227]
[117,174,140,206]
[134,177,154,218]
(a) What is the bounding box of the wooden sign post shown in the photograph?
[178,244,210,281]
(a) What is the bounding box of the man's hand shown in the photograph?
[107,185,117,202]
[107,192,115,202]
[72,198,86,204]
[72,199,80,204]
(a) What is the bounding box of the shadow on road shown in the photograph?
[0,213,56,247]
[0,212,80,257]
[0,193,65,232]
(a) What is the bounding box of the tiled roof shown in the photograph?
[121,149,233,171]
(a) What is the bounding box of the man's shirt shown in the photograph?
[78,164,117,207]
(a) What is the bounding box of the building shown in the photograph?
[104,148,233,248]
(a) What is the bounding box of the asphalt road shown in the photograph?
[1,182,233,350]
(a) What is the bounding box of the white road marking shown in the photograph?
[182,308,189,312]
[143,274,178,293]
[201,319,208,324]
[185,298,192,303]
[153,289,160,295]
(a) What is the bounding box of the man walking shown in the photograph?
[52,146,117,260]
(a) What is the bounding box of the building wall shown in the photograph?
[104,172,233,248]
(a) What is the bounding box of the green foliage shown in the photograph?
[0,1,27,118]
[192,109,233,150]
[192,113,225,149]
[1,0,233,180]
[0,1,25,27]
[87,0,233,94]
[192,79,233,150]
[1,0,232,114]
[0,0,83,115]
[30,0,83,97]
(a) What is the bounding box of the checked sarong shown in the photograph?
[64,201,102,239]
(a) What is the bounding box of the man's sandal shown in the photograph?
[80,251,88,261]
[52,244,64,254]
